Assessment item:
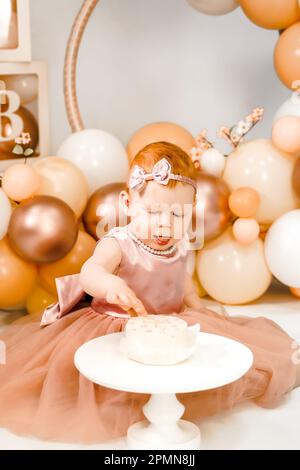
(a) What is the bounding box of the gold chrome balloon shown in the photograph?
[8,195,78,264]
[192,172,232,242]
[82,182,128,239]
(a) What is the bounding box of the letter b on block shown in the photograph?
[0,89,23,142]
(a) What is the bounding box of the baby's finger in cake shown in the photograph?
[131,298,148,316]
[128,308,138,317]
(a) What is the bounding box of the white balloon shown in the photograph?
[0,188,12,240]
[265,209,300,288]
[200,148,226,177]
[187,0,238,15]
[273,92,300,125]
[57,129,129,194]
[0,74,38,105]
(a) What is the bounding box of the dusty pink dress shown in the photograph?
[0,227,297,444]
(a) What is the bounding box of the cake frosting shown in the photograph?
[120,314,200,365]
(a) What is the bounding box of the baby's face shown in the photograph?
[125,181,195,250]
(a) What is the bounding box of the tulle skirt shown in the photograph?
[0,306,296,444]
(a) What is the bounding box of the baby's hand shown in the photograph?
[106,279,147,316]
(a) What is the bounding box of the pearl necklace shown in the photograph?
[125,229,177,257]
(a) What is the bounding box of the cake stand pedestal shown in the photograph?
[127,392,201,449]
[74,332,253,450]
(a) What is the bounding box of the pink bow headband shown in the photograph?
[128,158,197,192]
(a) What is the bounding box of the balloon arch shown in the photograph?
[0,0,300,313]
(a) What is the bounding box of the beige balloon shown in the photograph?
[32,157,89,218]
[0,74,38,104]
[192,272,207,298]
[196,227,272,304]
[223,139,299,225]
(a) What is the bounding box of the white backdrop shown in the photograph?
[30,0,290,155]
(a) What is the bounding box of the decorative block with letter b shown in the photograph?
[0,61,50,171]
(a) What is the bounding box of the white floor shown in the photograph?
[0,281,299,450]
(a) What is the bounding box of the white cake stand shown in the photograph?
[74,332,253,450]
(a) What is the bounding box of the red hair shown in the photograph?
[129,141,197,189]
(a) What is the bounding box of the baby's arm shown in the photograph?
[183,273,205,310]
[79,238,147,316]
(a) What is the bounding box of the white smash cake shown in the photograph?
[120,315,200,365]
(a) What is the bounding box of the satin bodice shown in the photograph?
[40,227,189,326]
[91,228,188,315]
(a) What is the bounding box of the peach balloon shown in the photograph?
[290,286,300,298]
[2,301,26,312]
[196,228,272,304]
[274,22,300,90]
[127,122,195,162]
[233,218,260,245]
[2,163,41,201]
[292,157,300,199]
[0,237,37,309]
[32,157,89,218]
[26,285,57,316]
[229,187,260,218]
[272,116,300,155]
[239,0,300,30]
[223,139,299,224]
[39,230,96,295]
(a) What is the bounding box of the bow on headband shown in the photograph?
[129,158,171,191]
[129,158,197,192]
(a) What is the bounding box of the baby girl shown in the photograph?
[0,141,299,444]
